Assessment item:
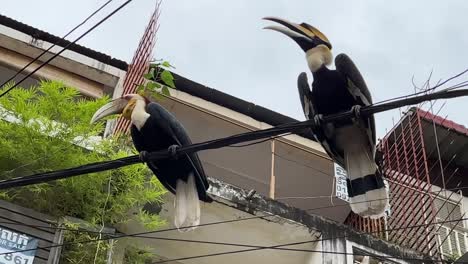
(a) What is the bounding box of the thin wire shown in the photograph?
[372,68,468,106]
[228,133,291,147]
[0,0,114,89]
[151,245,446,264]
[0,0,133,98]
[150,217,468,263]
[1,208,465,262]
[0,182,464,263]
[2,184,468,234]
[276,195,336,200]
[93,173,113,264]
[273,153,333,177]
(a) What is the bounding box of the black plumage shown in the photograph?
[131,102,212,203]
[262,15,388,216]
[297,53,387,217]
[299,54,377,168]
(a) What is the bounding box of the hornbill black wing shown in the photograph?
[146,103,211,201]
[146,163,177,194]
[297,72,345,167]
[335,54,377,152]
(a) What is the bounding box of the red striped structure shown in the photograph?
[345,107,468,259]
[113,1,161,134]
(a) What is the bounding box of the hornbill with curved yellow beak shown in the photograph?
[264,17,388,218]
[91,94,212,230]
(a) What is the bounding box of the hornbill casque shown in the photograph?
[91,94,212,230]
[264,17,389,218]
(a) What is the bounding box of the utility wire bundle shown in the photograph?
[0,199,465,263]
[1,85,468,190]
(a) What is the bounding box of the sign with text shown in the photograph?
[334,163,349,202]
[0,227,37,264]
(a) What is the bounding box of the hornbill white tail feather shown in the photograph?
[175,173,201,231]
[337,126,388,218]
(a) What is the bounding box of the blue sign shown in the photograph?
[0,227,38,264]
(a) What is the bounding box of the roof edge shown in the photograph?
[171,71,317,142]
[413,107,468,137]
[0,14,128,71]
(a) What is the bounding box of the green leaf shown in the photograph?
[0,80,167,263]
[160,70,175,88]
[143,72,154,80]
[136,84,144,92]
[161,61,175,69]
[149,90,163,100]
[145,82,161,91]
[161,87,170,96]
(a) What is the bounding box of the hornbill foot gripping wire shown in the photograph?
[168,144,180,159]
[351,104,362,119]
[312,114,324,129]
[139,151,149,163]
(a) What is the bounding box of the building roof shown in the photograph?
[409,107,468,166]
[171,72,317,141]
[416,107,468,136]
[385,107,468,195]
[0,13,316,141]
[0,14,128,71]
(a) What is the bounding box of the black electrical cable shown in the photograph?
[1,210,465,262]
[2,87,468,190]
[150,246,444,264]
[0,0,133,98]
[1,184,468,235]
[0,155,140,189]
[0,0,114,89]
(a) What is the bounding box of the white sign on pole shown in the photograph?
[334,163,392,217]
[334,163,349,202]
[0,227,38,264]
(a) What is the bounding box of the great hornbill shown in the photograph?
[91,94,212,230]
[264,17,388,218]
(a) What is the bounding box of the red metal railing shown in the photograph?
[346,109,443,257]
[113,1,161,134]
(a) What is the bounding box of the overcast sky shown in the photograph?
[1,0,467,138]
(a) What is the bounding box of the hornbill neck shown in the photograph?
[305,45,333,73]
[131,100,150,131]
[311,64,329,78]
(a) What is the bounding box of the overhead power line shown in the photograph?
[147,216,468,263]
[1,83,468,190]
[0,0,114,89]
[150,245,444,264]
[1,214,464,263]
[1,184,468,236]
[0,0,134,98]
[372,68,468,106]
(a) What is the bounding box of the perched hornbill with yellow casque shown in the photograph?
[91,94,212,230]
[264,17,389,218]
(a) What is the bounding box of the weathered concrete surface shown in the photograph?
[118,177,433,263]
[208,178,433,263]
